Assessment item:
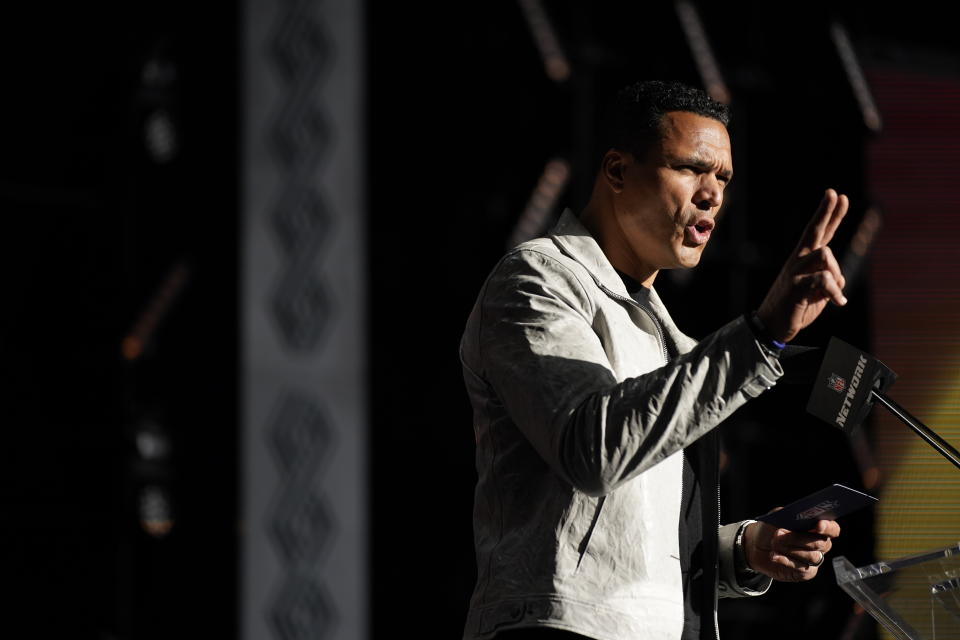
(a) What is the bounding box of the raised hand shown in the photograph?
[743,516,840,582]
[757,189,849,343]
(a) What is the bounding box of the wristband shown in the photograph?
[746,311,785,353]
[734,520,759,576]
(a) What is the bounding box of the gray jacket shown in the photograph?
[460,211,782,640]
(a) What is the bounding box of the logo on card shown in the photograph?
[827,373,846,393]
[796,500,840,521]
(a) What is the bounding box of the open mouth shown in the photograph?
[684,217,714,246]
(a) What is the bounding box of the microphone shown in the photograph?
[805,337,960,471]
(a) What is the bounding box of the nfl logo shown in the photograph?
[827,374,846,393]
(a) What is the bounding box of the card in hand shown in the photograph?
[755,483,878,532]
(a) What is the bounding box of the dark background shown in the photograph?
[1,2,957,638]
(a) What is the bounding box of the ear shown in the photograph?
[600,149,628,194]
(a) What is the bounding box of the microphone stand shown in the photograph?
[869,390,960,471]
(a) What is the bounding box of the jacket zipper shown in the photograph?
[596,283,669,365]
[602,278,726,637]
[553,240,670,364]
[715,482,722,640]
[608,281,714,633]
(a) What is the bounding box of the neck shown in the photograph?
[579,200,659,288]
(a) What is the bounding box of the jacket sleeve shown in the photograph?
[470,248,783,497]
[717,521,773,598]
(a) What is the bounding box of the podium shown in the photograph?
[834,544,960,639]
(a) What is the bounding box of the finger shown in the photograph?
[782,568,809,583]
[800,189,838,252]
[796,270,847,306]
[821,245,846,291]
[821,270,848,306]
[810,519,841,538]
[768,550,820,576]
[788,549,825,568]
[775,531,833,552]
[777,537,833,556]
[758,548,822,581]
[820,193,849,247]
[791,246,847,289]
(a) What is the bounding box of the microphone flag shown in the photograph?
[806,336,898,434]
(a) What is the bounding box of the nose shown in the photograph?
[694,175,723,211]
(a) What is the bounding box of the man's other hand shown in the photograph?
[757,188,849,343]
[742,515,840,582]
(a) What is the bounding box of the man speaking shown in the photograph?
[459,81,846,640]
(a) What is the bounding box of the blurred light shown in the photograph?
[122,261,192,361]
[838,602,869,640]
[674,0,730,105]
[144,108,179,164]
[517,0,571,83]
[840,206,882,288]
[141,56,178,89]
[139,484,174,538]
[830,22,882,133]
[140,51,180,163]
[508,158,571,248]
[121,336,144,361]
[849,206,883,257]
[862,466,881,491]
[135,421,171,461]
[850,428,882,491]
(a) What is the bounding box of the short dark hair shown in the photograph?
[601,80,730,161]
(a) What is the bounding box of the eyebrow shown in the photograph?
[670,154,733,180]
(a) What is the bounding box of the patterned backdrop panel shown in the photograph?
[242,1,367,639]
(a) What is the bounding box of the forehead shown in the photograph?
[656,111,731,165]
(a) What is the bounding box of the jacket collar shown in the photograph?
[548,209,697,353]
[549,208,630,298]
